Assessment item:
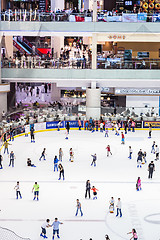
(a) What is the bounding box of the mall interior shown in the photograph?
[1,0,160,125]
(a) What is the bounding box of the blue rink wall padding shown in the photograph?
[143,121,160,128]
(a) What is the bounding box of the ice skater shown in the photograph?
[128,146,133,159]
[27,158,36,167]
[69,148,74,162]
[105,128,109,137]
[100,122,104,132]
[52,218,63,239]
[136,177,141,191]
[9,151,15,167]
[91,153,97,167]
[59,148,63,162]
[106,145,112,157]
[121,132,125,144]
[30,126,35,143]
[0,154,3,169]
[137,149,143,168]
[58,163,64,180]
[127,229,138,240]
[10,126,14,141]
[148,161,155,179]
[124,121,128,134]
[39,148,46,161]
[155,145,159,161]
[66,121,70,134]
[14,181,22,199]
[148,124,152,138]
[85,180,91,199]
[40,219,51,238]
[131,120,136,132]
[75,199,83,216]
[116,198,122,217]
[109,197,115,213]
[3,141,11,154]
[151,141,155,153]
[115,123,119,136]
[32,182,39,200]
[143,151,147,163]
[57,121,62,131]
[91,186,98,200]
[78,118,82,130]
[54,156,59,171]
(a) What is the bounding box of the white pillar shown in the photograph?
[93,0,97,22]
[86,87,101,120]
[84,0,89,10]
[51,83,61,102]
[5,36,13,58]
[92,33,97,69]
[51,36,64,58]
[51,0,64,12]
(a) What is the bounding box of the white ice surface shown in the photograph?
[0,129,160,240]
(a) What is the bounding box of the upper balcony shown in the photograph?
[1,11,160,36]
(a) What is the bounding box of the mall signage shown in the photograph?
[115,88,160,95]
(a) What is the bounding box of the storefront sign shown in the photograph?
[108,35,126,40]
[137,13,147,22]
[115,88,160,95]
[143,121,160,128]
[122,13,137,22]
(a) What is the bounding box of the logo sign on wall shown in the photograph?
[65,121,84,128]
[143,121,160,128]
[46,121,65,129]
[115,88,160,95]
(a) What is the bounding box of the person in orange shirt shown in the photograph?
[91,186,99,200]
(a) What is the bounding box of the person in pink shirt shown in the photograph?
[131,121,136,132]
[136,177,142,191]
[127,228,138,240]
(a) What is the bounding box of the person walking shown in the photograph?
[54,156,59,172]
[75,199,83,216]
[148,161,155,179]
[9,151,15,167]
[40,219,51,238]
[58,163,65,180]
[14,181,22,199]
[116,198,122,217]
[85,180,91,199]
[52,218,63,240]
[32,182,39,201]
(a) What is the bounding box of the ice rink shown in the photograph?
[0,129,160,240]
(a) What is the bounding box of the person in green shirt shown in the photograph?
[32,182,39,201]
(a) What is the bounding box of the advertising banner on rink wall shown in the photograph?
[64,121,84,128]
[143,121,160,128]
[46,121,65,129]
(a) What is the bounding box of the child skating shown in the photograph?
[39,148,46,161]
[105,128,109,137]
[40,219,51,238]
[91,186,98,200]
[127,229,138,240]
[109,197,115,213]
[151,141,155,154]
[54,156,59,171]
[14,181,22,199]
[69,148,74,162]
[128,146,133,159]
[32,182,39,201]
[52,218,63,239]
[91,153,97,167]
[75,199,83,216]
[106,145,112,157]
[59,148,63,162]
[121,132,125,144]
[136,177,142,191]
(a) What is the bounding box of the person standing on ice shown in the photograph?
[91,153,97,167]
[52,218,63,240]
[66,121,70,134]
[128,146,133,159]
[151,141,155,154]
[116,198,122,217]
[100,122,104,132]
[39,148,46,161]
[136,177,142,191]
[109,197,115,213]
[14,181,22,199]
[30,126,35,143]
[57,120,61,131]
[0,154,3,169]
[59,148,63,162]
[148,124,152,138]
[9,151,15,167]
[91,186,98,200]
[40,219,51,238]
[75,199,83,216]
[78,118,82,130]
[85,180,91,199]
[148,161,155,179]
[155,145,159,161]
[105,128,109,137]
[121,132,125,144]
[131,120,136,132]
[69,148,74,162]
[32,182,39,201]
[58,163,65,180]
[54,156,59,171]
[115,123,119,136]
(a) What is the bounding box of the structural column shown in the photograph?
[93,0,97,22]
[51,36,64,58]
[51,0,64,12]
[5,36,13,58]
[86,83,101,120]
[92,33,97,70]
[51,83,61,102]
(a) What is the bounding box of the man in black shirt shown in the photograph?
[148,161,155,179]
